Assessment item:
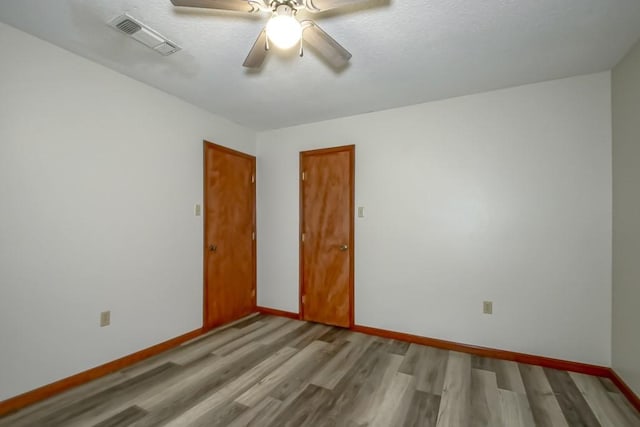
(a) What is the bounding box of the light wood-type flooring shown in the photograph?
[1,314,638,427]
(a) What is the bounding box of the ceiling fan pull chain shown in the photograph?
[300,20,312,60]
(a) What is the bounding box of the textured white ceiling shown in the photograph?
[1,0,640,130]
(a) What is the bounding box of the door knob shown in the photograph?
[339,244,348,252]
[209,244,217,252]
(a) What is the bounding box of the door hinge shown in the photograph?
[251,174,255,184]
[252,231,255,241]
[301,232,306,242]
[301,171,306,181]
[301,295,306,305]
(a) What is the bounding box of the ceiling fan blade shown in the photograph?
[303,0,370,12]
[302,21,352,68]
[170,0,261,13]
[243,29,268,68]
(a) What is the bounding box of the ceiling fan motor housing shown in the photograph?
[276,4,295,16]
[270,0,301,12]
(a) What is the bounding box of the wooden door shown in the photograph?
[204,142,256,329]
[300,145,355,328]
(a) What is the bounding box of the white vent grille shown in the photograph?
[115,18,141,35]
[108,14,181,56]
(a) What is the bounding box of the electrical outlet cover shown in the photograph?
[483,301,493,314]
[100,310,111,327]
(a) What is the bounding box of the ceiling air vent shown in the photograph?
[115,18,141,35]
[108,14,181,56]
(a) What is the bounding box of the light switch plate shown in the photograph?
[358,207,365,218]
[194,204,201,216]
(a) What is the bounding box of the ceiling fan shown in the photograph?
[170,0,368,69]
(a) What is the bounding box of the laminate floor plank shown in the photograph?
[131,342,276,426]
[311,337,374,390]
[399,343,426,375]
[261,321,317,350]
[211,316,289,356]
[176,313,261,349]
[299,339,390,425]
[269,339,348,402]
[228,313,263,330]
[544,367,601,427]
[188,401,247,427]
[14,362,182,427]
[435,351,472,427]
[369,372,416,427]
[399,344,449,395]
[157,388,229,427]
[92,405,148,427]
[131,354,227,410]
[218,347,299,398]
[267,384,336,427]
[470,368,501,427]
[415,346,449,395]
[134,341,261,410]
[345,330,375,345]
[258,318,307,345]
[73,356,224,426]
[498,389,536,427]
[350,353,405,426]
[570,372,637,427]
[287,323,334,349]
[169,321,266,365]
[317,325,350,343]
[235,340,328,407]
[162,347,298,426]
[402,390,441,427]
[387,339,411,356]
[121,317,266,377]
[226,397,282,427]
[519,364,569,427]
[132,361,230,418]
[0,371,131,427]
[598,377,620,393]
[472,355,496,372]
[608,392,640,425]
[495,359,527,394]
[2,315,637,427]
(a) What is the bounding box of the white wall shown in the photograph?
[0,21,617,403]
[612,38,640,395]
[0,23,255,401]
[257,72,612,365]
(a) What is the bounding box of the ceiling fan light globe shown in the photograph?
[266,15,302,50]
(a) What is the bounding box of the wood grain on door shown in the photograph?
[204,142,256,329]
[300,145,354,328]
